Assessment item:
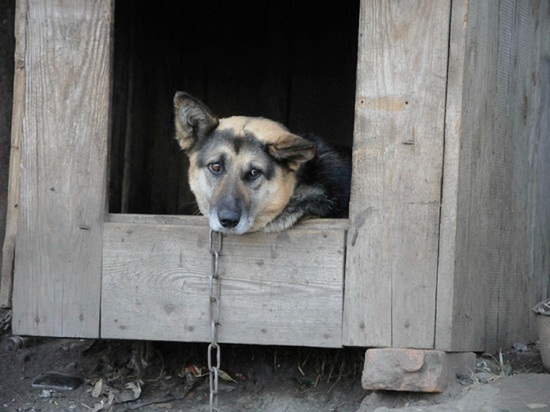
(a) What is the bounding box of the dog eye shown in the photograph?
[248,168,262,179]
[208,162,222,174]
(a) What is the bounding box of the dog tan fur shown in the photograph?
[174,91,350,234]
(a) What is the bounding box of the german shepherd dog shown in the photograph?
[174,92,351,234]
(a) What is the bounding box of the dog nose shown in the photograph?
[218,210,241,229]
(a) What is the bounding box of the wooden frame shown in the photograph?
[4,0,550,352]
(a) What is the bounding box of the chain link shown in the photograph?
[208,230,223,412]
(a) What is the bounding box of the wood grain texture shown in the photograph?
[534,0,550,312]
[101,218,346,347]
[11,0,113,337]
[343,1,450,348]
[0,0,23,308]
[435,0,478,351]
[436,0,550,352]
[492,0,548,352]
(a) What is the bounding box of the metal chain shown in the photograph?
[208,230,223,412]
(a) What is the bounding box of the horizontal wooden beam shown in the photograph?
[101,216,347,347]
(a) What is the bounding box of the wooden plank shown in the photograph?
[491,0,547,349]
[436,0,550,352]
[101,219,345,347]
[11,0,113,337]
[343,0,450,348]
[532,0,550,310]
[107,213,349,231]
[0,0,22,308]
[435,0,482,352]
[436,0,503,352]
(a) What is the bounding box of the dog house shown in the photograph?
[2,0,549,357]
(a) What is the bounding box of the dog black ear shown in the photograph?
[268,134,316,171]
[173,92,219,151]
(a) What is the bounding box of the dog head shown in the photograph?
[173,92,316,234]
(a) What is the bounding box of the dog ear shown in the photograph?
[268,134,316,171]
[173,92,219,151]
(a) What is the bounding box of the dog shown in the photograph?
[173,91,351,234]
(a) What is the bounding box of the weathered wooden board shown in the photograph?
[101,215,347,348]
[436,0,499,353]
[343,1,450,348]
[489,0,548,352]
[435,0,480,352]
[534,1,550,308]
[11,0,112,337]
[1,0,21,308]
[436,0,550,352]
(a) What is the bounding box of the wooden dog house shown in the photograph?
[2,0,549,356]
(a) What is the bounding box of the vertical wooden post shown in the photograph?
[0,0,22,308]
[436,0,550,352]
[12,0,113,337]
[343,0,451,348]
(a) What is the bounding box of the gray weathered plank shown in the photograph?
[101,219,345,347]
[107,213,349,230]
[436,0,550,352]
[0,0,24,308]
[532,0,550,320]
[11,0,113,337]
[343,0,450,348]
[435,0,482,351]
[491,0,547,351]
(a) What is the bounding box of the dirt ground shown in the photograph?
[1,308,549,412]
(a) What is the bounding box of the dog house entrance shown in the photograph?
[96,0,360,348]
[109,0,359,216]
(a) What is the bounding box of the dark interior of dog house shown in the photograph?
[109,0,360,215]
